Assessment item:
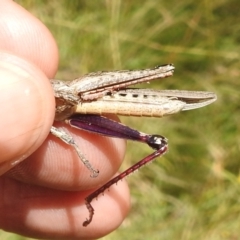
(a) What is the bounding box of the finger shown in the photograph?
[0,53,55,174]
[0,0,58,77]
[2,0,127,191]
[0,176,130,239]
[0,0,59,174]
[6,119,127,190]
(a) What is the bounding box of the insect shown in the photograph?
[50,64,217,226]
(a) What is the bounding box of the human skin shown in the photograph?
[0,1,130,239]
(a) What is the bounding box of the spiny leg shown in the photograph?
[83,139,168,227]
[52,114,168,226]
[50,126,99,178]
[64,114,169,226]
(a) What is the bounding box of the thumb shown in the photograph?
[0,52,55,175]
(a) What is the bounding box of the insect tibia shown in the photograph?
[83,144,168,227]
[147,135,168,150]
[50,126,99,177]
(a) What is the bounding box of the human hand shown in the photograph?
[0,1,130,239]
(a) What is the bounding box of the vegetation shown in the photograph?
[2,1,240,239]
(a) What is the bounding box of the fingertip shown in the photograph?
[0,52,55,174]
[0,176,131,239]
[0,0,59,77]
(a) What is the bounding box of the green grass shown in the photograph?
[2,0,240,239]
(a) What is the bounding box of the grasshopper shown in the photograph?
[50,64,216,226]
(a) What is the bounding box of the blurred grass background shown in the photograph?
[2,0,240,239]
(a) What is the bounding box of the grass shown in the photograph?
[1,0,240,239]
